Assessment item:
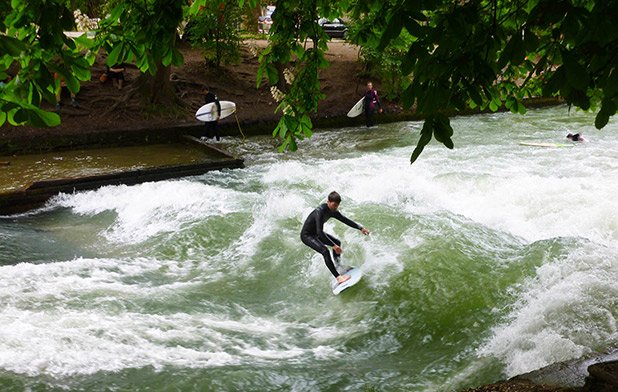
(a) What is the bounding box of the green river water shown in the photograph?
[0,106,617,391]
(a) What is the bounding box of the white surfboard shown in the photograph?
[195,101,236,122]
[518,141,573,148]
[347,97,364,118]
[331,266,362,295]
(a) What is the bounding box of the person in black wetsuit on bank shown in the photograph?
[301,191,370,285]
[363,81,382,127]
[202,86,221,141]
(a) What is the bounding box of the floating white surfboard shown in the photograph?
[331,266,363,295]
[518,141,573,148]
[195,101,236,122]
[346,97,364,118]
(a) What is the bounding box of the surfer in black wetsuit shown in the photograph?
[301,191,370,284]
[203,86,221,141]
[363,81,382,128]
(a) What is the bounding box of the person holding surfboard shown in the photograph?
[363,81,382,127]
[202,87,221,141]
[301,191,370,285]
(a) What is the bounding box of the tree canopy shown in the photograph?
[259,0,617,162]
[1,0,616,162]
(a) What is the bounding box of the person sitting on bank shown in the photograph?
[54,73,78,112]
[101,65,126,90]
[567,133,586,142]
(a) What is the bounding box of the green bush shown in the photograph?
[184,0,242,67]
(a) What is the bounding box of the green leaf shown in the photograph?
[287,136,298,152]
[403,17,423,37]
[106,43,123,67]
[0,111,6,126]
[171,47,184,67]
[64,73,80,94]
[524,31,540,52]
[401,84,416,108]
[562,51,589,91]
[108,4,126,22]
[505,96,515,111]
[10,107,27,124]
[468,85,483,107]
[489,100,499,112]
[595,99,616,129]
[0,35,26,56]
[162,47,173,67]
[300,113,312,129]
[545,67,565,95]
[272,122,282,137]
[72,65,90,81]
[595,109,610,129]
[410,119,434,164]
[432,114,454,149]
[29,108,61,127]
[266,64,279,85]
[499,33,525,68]
[256,64,265,88]
[302,125,313,138]
[378,12,403,51]
[73,33,94,50]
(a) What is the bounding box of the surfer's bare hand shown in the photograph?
[361,228,370,235]
[333,245,342,254]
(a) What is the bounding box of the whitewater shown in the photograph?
[0,106,616,391]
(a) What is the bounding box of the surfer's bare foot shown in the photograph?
[336,274,351,284]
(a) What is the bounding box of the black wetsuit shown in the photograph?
[301,203,363,277]
[204,92,221,140]
[363,89,381,127]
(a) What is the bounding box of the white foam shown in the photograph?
[4,107,618,381]
[0,257,350,377]
[480,245,618,376]
[51,180,249,244]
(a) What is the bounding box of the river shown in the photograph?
[1,106,617,391]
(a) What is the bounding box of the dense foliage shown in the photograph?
[184,0,242,67]
[0,0,93,127]
[1,0,616,164]
[261,0,617,162]
[368,0,618,162]
[256,0,338,152]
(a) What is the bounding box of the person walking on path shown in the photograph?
[301,191,370,285]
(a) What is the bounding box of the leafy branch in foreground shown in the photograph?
[257,0,345,151]
[0,0,95,127]
[260,0,616,163]
[365,0,617,163]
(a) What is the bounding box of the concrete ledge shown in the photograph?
[0,139,244,215]
[0,97,564,156]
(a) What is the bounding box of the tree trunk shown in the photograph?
[150,64,175,105]
[129,63,178,109]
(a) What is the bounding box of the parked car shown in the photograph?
[258,5,275,34]
[317,17,347,39]
[258,15,273,34]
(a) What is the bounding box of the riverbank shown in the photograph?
[1,40,374,154]
[0,40,562,155]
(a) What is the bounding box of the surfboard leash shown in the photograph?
[233,111,246,140]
